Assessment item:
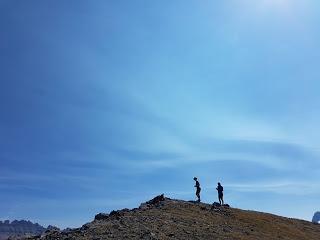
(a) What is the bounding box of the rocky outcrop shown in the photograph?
[139,194,166,210]
[145,194,165,205]
[26,195,320,240]
[211,202,230,208]
[94,213,109,221]
[94,208,131,221]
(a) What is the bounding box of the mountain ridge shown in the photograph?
[26,195,320,240]
[0,220,46,240]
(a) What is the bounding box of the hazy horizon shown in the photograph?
[1,0,320,229]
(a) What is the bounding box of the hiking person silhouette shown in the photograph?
[193,177,201,202]
[216,182,224,205]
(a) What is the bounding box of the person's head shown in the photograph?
[193,177,197,181]
[218,182,221,186]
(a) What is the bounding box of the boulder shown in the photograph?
[212,202,221,208]
[94,213,109,221]
[211,202,230,210]
[140,194,166,209]
[146,194,165,205]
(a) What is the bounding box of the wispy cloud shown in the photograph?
[226,181,320,195]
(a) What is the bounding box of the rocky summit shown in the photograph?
[28,195,320,240]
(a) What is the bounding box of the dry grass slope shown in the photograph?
[28,196,320,240]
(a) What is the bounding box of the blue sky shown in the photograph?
[1,0,320,228]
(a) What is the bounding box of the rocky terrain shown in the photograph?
[26,195,319,240]
[0,220,46,240]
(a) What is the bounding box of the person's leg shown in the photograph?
[196,190,200,202]
[218,196,221,205]
[221,195,224,205]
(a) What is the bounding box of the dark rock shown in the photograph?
[139,195,166,210]
[46,225,60,231]
[211,202,221,208]
[139,203,149,210]
[99,208,131,220]
[80,224,90,231]
[146,194,165,205]
[211,202,230,209]
[94,213,109,221]
[110,208,129,216]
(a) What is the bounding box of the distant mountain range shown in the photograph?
[0,220,47,240]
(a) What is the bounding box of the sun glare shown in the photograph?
[252,0,304,19]
[259,0,293,13]
[263,0,291,8]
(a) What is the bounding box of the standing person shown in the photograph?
[193,177,201,202]
[216,182,224,205]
